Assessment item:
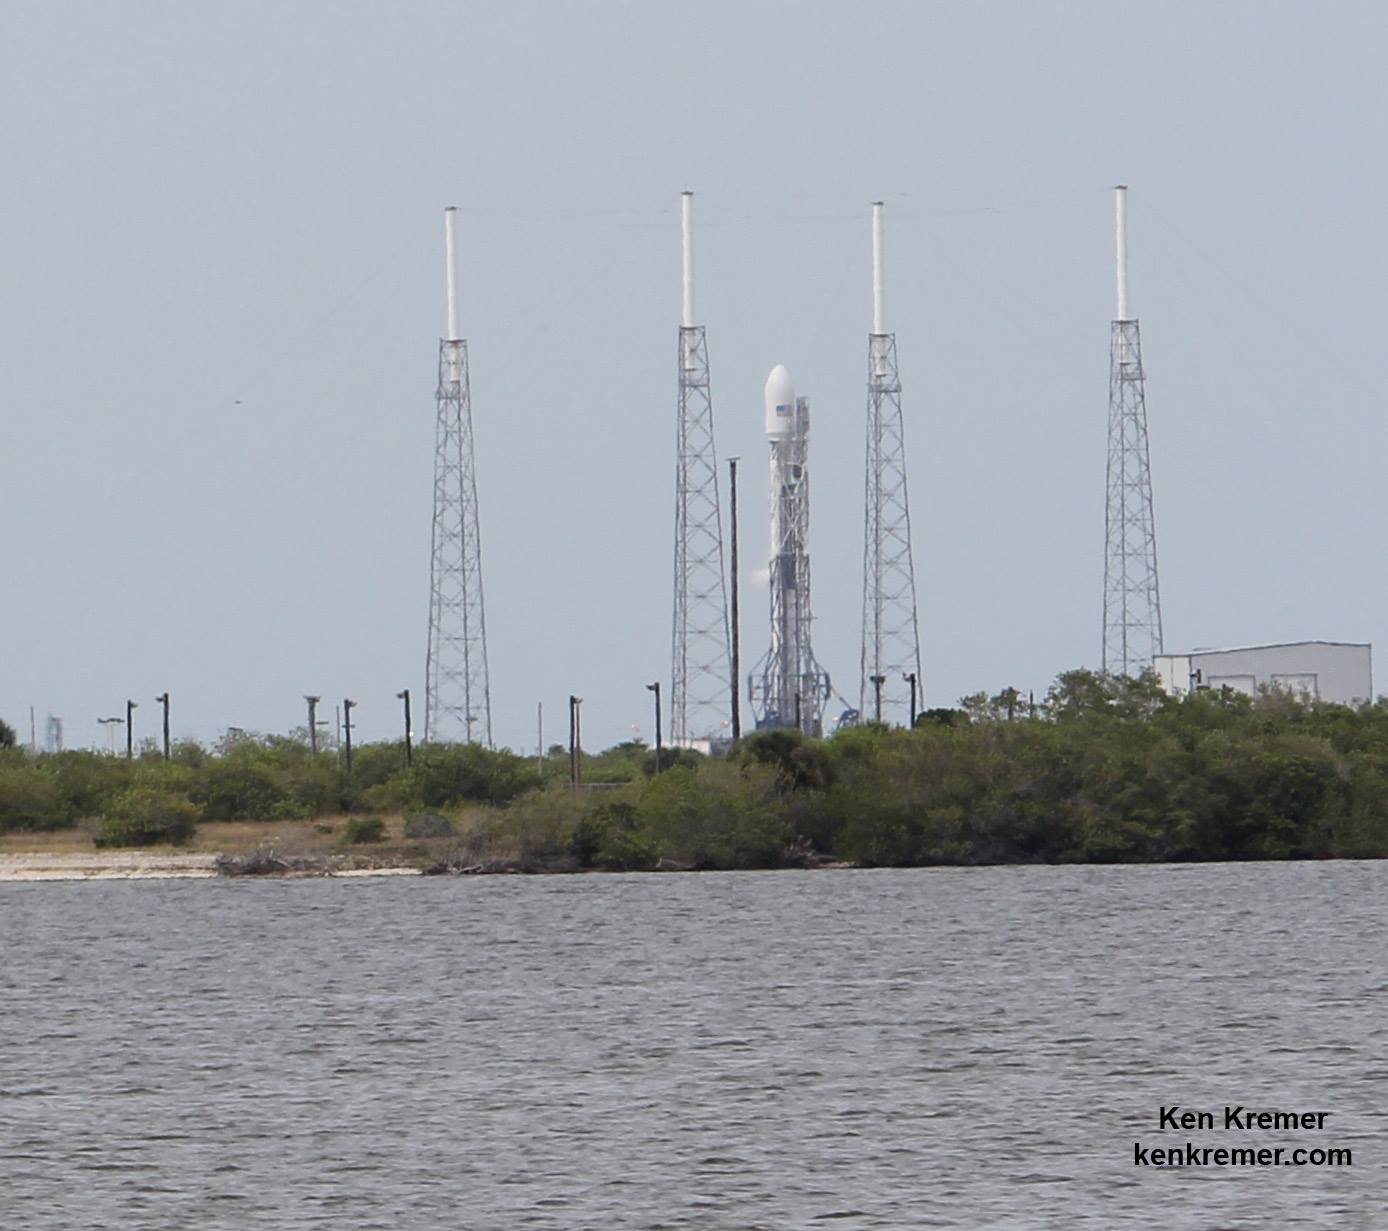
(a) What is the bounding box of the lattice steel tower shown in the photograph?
[1102,185,1163,675]
[425,206,492,745]
[859,201,923,723]
[670,191,732,744]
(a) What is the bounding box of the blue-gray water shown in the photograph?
[2,863,1384,1229]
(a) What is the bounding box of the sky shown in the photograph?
[4,1,1387,753]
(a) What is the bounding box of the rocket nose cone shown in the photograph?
[764,364,796,437]
[764,364,795,409]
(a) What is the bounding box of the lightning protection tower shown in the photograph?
[425,206,493,745]
[859,201,923,723]
[670,191,732,745]
[1102,185,1163,675]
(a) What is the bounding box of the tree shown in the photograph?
[0,719,15,749]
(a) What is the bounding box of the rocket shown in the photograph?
[754,365,827,734]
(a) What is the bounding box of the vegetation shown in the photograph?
[6,670,1388,867]
[339,816,386,845]
[93,786,199,848]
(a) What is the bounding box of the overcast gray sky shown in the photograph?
[4,1,1386,752]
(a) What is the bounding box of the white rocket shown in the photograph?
[755,364,827,734]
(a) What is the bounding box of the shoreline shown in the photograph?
[0,852,423,882]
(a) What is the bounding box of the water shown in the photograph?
[2,863,1384,1228]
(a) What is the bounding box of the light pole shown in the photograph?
[904,672,917,728]
[397,689,412,766]
[97,716,123,756]
[870,674,886,724]
[568,695,582,789]
[343,699,356,774]
[154,692,170,759]
[728,455,741,742]
[305,695,321,753]
[646,681,662,770]
[125,699,137,759]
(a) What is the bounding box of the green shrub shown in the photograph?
[94,787,199,848]
[403,812,454,839]
[340,816,386,844]
[637,763,787,868]
[0,763,74,832]
[504,788,584,860]
[191,755,287,821]
[46,751,132,820]
[411,743,535,807]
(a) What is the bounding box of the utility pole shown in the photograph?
[397,689,413,766]
[728,455,741,742]
[904,672,917,727]
[125,699,137,760]
[305,695,321,753]
[870,674,886,724]
[342,698,356,774]
[1102,185,1163,674]
[568,695,582,790]
[647,681,662,769]
[154,692,170,759]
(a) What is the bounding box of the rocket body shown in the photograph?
[757,365,825,734]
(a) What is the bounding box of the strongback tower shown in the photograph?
[859,202,923,723]
[425,206,493,745]
[670,191,732,745]
[1102,185,1163,675]
[753,366,829,736]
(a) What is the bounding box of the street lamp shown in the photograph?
[125,699,138,759]
[903,672,917,728]
[304,695,321,753]
[154,692,170,759]
[728,455,741,742]
[97,716,124,756]
[343,699,356,774]
[396,689,412,766]
[568,695,583,789]
[646,681,662,770]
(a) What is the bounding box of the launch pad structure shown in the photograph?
[1102,186,1163,676]
[425,206,493,746]
[859,201,923,724]
[670,191,733,746]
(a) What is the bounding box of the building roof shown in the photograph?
[1161,640,1371,657]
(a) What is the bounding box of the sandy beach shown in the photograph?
[0,852,423,882]
[0,852,222,881]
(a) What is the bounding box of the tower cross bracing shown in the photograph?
[425,207,492,745]
[670,191,732,744]
[860,330,923,720]
[1102,186,1163,675]
[859,202,923,723]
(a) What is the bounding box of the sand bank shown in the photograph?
[0,853,424,882]
[0,852,221,881]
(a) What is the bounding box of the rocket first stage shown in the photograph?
[752,365,829,735]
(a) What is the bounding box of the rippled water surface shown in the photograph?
[3,863,1385,1228]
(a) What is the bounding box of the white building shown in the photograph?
[1154,641,1373,706]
